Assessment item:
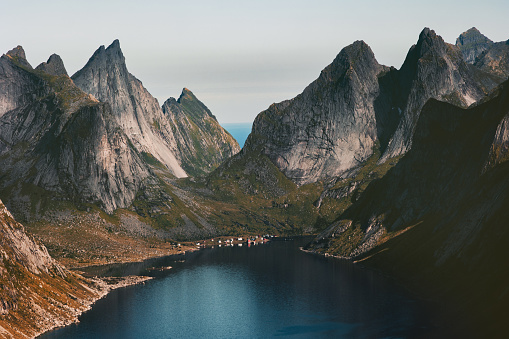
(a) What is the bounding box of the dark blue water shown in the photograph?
[40,238,434,338]
[221,122,252,148]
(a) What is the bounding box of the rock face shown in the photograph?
[71,40,187,178]
[0,46,151,214]
[162,88,240,177]
[456,27,509,83]
[36,53,68,76]
[0,200,60,279]
[456,27,494,64]
[0,46,38,116]
[310,80,509,257]
[473,40,509,82]
[381,27,488,160]
[0,198,99,337]
[245,28,492,184]
[306,79,509,336]
[245,41,397,185]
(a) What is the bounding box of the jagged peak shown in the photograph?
[175,88,217,120]
[319,40,379,82]
[6,45,26,60]
[72,40,125,79]
[463,27,482,36]
[162,97,178,107]
[36,53,68,76]
[4,45,32,69]
[177,87,196,103]
[400,27,448,70]
[340,40,374,60]
[416,27,446,51]
[419,27,435,40]
[107,39,121,51]
[457,27,493,44]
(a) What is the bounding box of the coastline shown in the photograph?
[35,234,275,338]
[34,275,152,339]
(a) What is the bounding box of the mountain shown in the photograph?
[161,88,240,177]
[243,28,492,185]
[71,40,186,178]
[35,53,68,76]
[473,40,509,82]
[71,40,239,178]
[0,46,152,216]
[456,27,509,83]
[244,41,397,185]
[381,27,489,160]
[0,43,243,268]
[0,198,101,337]
[306,79,509,336]
[456,27,494,63]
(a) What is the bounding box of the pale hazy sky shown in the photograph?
[1,0,508,123]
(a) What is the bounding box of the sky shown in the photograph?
[1,0,509,123]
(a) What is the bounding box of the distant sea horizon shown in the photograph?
[221,122,252,148]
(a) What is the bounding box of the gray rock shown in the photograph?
[0,47,151,214]
[381,27,488,161]
[245,41,396,185]
[161,88,240,176]
[72,40,187,178]
[456,27,493,64]
[473,40,509,82]
[36,54,68,76]
[244,28,493,185]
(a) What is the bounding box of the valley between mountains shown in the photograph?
[0,26,508,337]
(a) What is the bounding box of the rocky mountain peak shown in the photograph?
[6,45,27,60]
[178,87,195,103]
[177,87,216,120]
[161,88,239,176]
[457,27,493,46]
[35,53,68,76]
[74,40,126,78]
[322,40,379,81]
[4,45,32,69]
[456,27,494,64]
[415,27,447,57]
[105,39,123,59]
[72,40,187,178]
[163,97,178,108]
[244,39,389,184]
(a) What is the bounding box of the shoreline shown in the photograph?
[35,275,153,339]
[36,234,281,338]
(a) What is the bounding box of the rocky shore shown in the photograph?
[33,275,152,339]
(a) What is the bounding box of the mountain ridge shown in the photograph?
[71,40,187,178]
[243,27,496,185]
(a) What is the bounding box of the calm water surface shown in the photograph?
[40,238,433,338]
[221,122,252,148]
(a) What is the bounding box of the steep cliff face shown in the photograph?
[35,54,68,76]
[244,41,399,184]
[473,40,509,82]
[244,28,492,184]
[456,27,494,64]
[306,80,509,336]
[381,28,488,160]
[0,46,40,118]
[0,198,102,338]
[0,46,151,215]
[456,27,509,84]
[71,40,186,178]
[161,88,240,177]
